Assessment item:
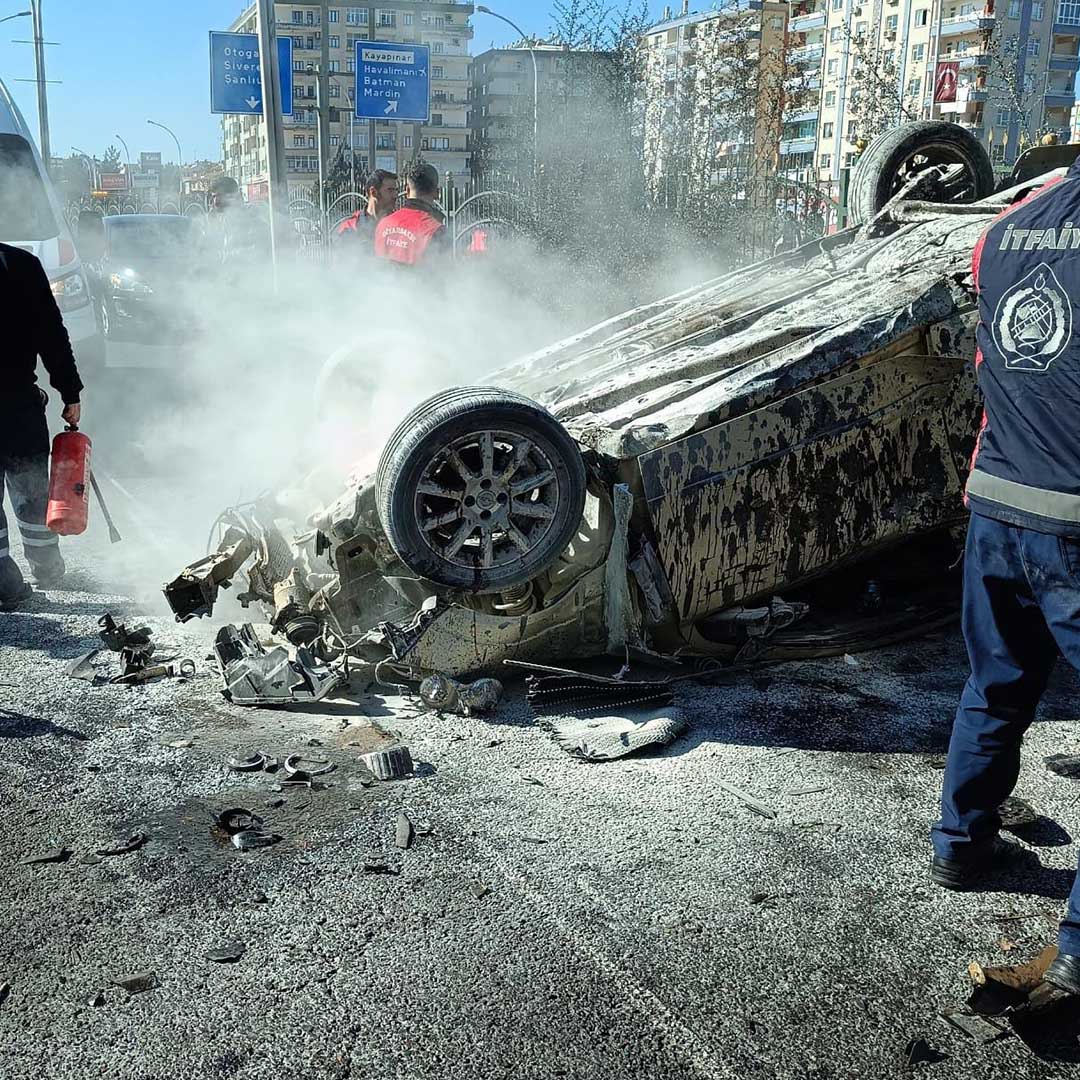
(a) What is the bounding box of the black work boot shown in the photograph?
[0,582,33,612]
[1046,953,1080,995]
[930,835,1029,891]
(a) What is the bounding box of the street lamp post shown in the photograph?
[476,5,538,179]
[146,118,183,198]
[70,145,97,190]
[30,0,48,164]
[114,132,132,194]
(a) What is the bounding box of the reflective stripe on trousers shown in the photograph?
[14,516,57,547]
[967,468,1080,525]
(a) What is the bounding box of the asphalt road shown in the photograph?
[3,364,1080,1079]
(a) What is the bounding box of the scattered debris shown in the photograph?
[716,780,778,820]
[284,753,334,777]
[843,654,860,667]
[395,812,414,850]
[80,853,102,866]
[97,612,155,678]
[786,785,827,797]
[968,945,1057,1008]
[363,860,400,875]
[359,745,414,781]
[95,831,147,857]
[252,890,269,904]
[110,659,195,686]
[998,796,1038,831]
[940,1008,1009,1043]
[111,971,158,994]
[21,848,72,865]
[205,941,246,963]
[227,752,266,772]
[470,882,491,899]
[1045,754,1080,779]
[214,623,343,706]
[520,775,545,787]
[999,938,1019,953]
[419,673,503,716]
[748,891,772,905]
[163,529,254,622]
[161,736,194,749]
[521,666,684,761]
[0,982,9,1008]
[87,990,105,1007]
[903,1036,946,1066]
[217,809,264,835]
[231,830,279,851]
[65,649,100,682]
[520,835,550,845]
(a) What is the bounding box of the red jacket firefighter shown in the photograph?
[374,199,448,266]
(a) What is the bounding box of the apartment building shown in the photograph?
[221,2,474,199]
[469,44,621,185]
[782,0,1080,195]
[640,1,791,204]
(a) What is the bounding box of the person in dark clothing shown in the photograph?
[0,243,83,610]
[374,161,448,267]
[206,175,270,265]
[930,158,1080,996]
[333,168,397,263]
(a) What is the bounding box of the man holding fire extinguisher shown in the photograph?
[0,242,82,611]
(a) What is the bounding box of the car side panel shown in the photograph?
[638,347,970,623]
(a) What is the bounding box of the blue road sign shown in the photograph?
[209,31,293,116]
[354,40,430,122]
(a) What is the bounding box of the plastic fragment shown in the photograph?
[716,780,777,819]
[21,848,72,865]
[395,812,414,850]
[111,971,158,994]
[205,941,246,963]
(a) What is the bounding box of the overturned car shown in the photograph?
[165,123,1074,680]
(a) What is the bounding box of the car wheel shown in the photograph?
[849,120,995,226]
[375,387,588,593]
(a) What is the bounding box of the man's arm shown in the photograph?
[25,252,83,412]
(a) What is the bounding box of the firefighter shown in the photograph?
[930,158,1080,996]
[373,161,448,267]
[333,168,397,261]
[0,242,82,611]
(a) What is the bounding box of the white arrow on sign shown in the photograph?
[246,96,260,109]
[384,99,398,114]
[417,68,426,76]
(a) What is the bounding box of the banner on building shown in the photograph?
[934,61,959,104]
[99,172,129,191]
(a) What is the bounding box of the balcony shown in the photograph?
[954,50,991,67]
[1054,17,1080,34]
[1050,51,1080,68]
[1045,85,1077,102]
[937,85,989,111]
[789,43,825,65]
[940,10,995,34]
[789,9,826,31]
[780,135,817,154]
[784,107,821,123]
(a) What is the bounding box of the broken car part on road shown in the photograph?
[418,673,503,716]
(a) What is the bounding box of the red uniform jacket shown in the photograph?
[374,201,446,266]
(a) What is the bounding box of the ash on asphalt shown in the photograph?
[3,530,1080,1077]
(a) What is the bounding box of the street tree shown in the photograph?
[101,144,122,173]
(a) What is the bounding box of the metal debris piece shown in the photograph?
[65,650,100,682]
[227,752,266,772]
[213,623,343,706]
[940,1008,1009,1043]
[21,848,72,865]
[903,1037,945,1066]
[998,796,1038,831]
[470,882,491,899]
[418,673,503,716]
[787,785,827,797]
[80,853,102,866]
[520,835,549,845]
[216,808,264,835]
[843,654,860,667]
[395,812,414,850]
[363,861,400,875]
[1045,754,1080,779]
[205,941,246,963]
[359,745,413,781]
[968,946,1057,995]
[98,612,155,677]
[95,831,147,857]
[283,753,334,777]
[520,775,545,787]
[0,982,9,1008]
[161,736,194,749]
[164,530,254,622]
[111,971,158,994]
[749,891,772,905]
[231,830,279,851]
[252,890,269,904]
[717,780,778,820]
[87,990,104,1007]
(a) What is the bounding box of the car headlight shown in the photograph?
[108,270,153,296]
[51,270,91,312]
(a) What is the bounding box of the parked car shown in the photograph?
[0,78,102,370]
[79,213,200,343]
[164,123,1079,680]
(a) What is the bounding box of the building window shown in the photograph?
[907,76,922,94]
[404,135,413,148]
[432,112,443,125]
[915,7,929,24]
[820,153,832,168]
[997,107,1011,124]
[329,35,340,47]
[1027,37,1040,54]
[885,14,899,28]
[293,59,304,71]
[293,35,304,47]
[293,134,306,146]
[329,60,339,72]
[376,133,395,149]
[832,0,843,8]
[330,82,341,97]
[847,119,857,138]
[330,135,340,146]
[433,65,444,77]
[830,25,843,39]
[822,122,835,137]
[305,10,315,25]
[825,89,837,105]
[329,7,339,22]
[1008,0,1021,15]
[347,59,356,72]
[1033,0,1045,15]
[827,58,839,74]
[433,41,445,53]
[912,42,925,60]
[404,12,414,25]
[1059,0,1080,23]
[346,8,367,25]
[292,10,303,24]
[377,10,395,27]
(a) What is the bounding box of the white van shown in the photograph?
[0,78,103,370]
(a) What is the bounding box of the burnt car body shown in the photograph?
[165,128,1072,681]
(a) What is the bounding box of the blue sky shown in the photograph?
[0,1,665,165]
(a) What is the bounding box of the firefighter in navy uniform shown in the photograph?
[931,157,1080,995]
[0,243,82,610]
[373,161,448,267]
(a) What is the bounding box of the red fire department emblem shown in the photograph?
[992,263,1073,372]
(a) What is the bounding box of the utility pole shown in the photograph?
[319,0,330,234]
[256,0,289,278]
[30,0,49,165]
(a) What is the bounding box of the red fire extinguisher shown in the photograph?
[46,426,92,536]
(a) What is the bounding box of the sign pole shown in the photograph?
[256,0,288,280]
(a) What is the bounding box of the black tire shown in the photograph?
[849,121,995,226]
[376,387,587,593]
